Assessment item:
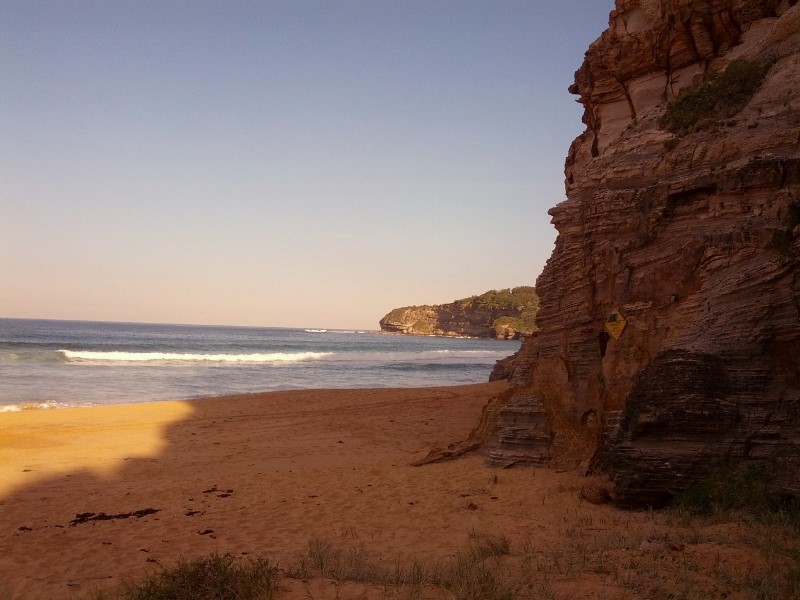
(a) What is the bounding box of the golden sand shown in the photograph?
[0,382,793,599]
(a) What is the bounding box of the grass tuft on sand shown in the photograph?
[82,553,279,600]
[672,461,800,529]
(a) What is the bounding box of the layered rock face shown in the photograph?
[379,304,514,338]
[489,0,800,506]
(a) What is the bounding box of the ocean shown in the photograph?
[0,318,518,410]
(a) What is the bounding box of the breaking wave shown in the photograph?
[56,349,505,365]
[59,350,332,364]
[325,350,506,363]
[0,401,61,412]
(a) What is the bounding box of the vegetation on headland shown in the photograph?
[660,57,774,135]
[456,287,540,336]
[380,286,539,339]
[456,287,537,310]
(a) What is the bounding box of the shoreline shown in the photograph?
[0,379,505,413]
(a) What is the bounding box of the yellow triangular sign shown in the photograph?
[605,308,627,340]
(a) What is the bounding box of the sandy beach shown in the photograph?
[1,382,796,599]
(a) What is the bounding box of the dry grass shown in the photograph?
[80,553,280,599]
[79,501,800,600]
[285,533,514,600]
[295,509,799,600]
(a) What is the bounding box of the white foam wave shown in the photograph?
[328,350,508,363]
[304,329,328,333]
[0,401,60,412]
[59,350,332,364]
[56,348,507,366]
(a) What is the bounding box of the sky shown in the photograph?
[1,1,613,330]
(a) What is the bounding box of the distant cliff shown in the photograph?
[482,0,800,507]
[379,287,539,339]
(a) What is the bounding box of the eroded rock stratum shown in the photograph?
[489,0,800,507]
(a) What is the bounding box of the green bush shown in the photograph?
[660,58,773,134]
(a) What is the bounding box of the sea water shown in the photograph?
[0,318,519,410]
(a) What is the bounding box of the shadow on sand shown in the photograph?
[0,383,503,600]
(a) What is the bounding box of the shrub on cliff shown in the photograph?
[660,58,774,134]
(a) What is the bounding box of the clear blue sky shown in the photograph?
[1,1,613,329]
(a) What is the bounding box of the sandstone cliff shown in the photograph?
[379,287,539,339]
[488,0,800,507]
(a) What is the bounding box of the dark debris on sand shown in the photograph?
[69,508,160,526]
